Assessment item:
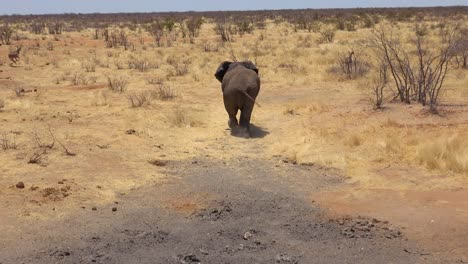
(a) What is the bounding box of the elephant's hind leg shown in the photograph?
[239,102,254,137]
[223,95,239,129]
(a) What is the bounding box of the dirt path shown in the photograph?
[1,156,444,264]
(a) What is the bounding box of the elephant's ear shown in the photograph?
[214,61,232,82]
[242,61,259,75]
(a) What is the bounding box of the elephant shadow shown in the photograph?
[230,124,269,139]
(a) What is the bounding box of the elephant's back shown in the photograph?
[222,67,260,92]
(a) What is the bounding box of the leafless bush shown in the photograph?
[369,62,388,109]
[106,30,129,49]
[329,50,370,79]
[28,150,47,164]
[318,28,336,44]
[114,59,125,70]
[127,91,152,107]
[186,16,203,43]
[107,75,129,93]
[203,42,220,52]
[46,41,54,51]
[71,72,89,85]
[32,128,55,149]
[369,24,461,112]
[146,76,164,85]
[148,21,165,47]
[215,19,234,42]
[82,59,96,72]
[174,63,189,76]
[0,24,14,45]
[453,28,468,69]
[152,83,176,100]
[127,56,157,72]
[1,133,17,150]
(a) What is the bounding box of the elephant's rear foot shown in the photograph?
[231,126,250,138]
[228,118,238,129]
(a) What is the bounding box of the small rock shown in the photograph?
[243,231,253,240]
[58,181,64,184]
[179,254,200,263]
[16,182,25,189]
[199,249,209,255]
[126,129,137,135]
[112,207,117,212]
[92,207,97,211]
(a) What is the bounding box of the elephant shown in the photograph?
[214,61,260,138]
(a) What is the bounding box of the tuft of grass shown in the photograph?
[168,107,203,128]
[417,134,468,173]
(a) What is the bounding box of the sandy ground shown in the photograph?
[1,22,468,263]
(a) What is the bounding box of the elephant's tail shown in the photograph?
[243,91,261,107]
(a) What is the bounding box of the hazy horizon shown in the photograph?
[1,0,467,15]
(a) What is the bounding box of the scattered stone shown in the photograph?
[126,129,137,135]
[148,159,168,167]
[58,180,64,184]
[29,185,39,191]
[275,254,298,263]
[92,207,97,211]
[16,182,25,189]
[199,248,209,255]
[177,254,200,264]
[243,231,253,240]
[112,207,117,212]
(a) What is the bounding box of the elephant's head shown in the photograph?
[214,61,259,82]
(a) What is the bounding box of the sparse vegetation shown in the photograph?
[127,91,152,107]
[107,75,129,93]
[0,9,468,255]
[153,83,176,100]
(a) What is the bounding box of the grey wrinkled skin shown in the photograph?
[214,61,260,138]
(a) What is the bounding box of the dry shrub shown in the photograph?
[82,59,97,72]
[146,75,164,85]
[174,59,191,76]
[203,42,220,52]
[417,134,468,173]
[71,72,90,85]
[318,28,336,44]
[1,133,17,150]
[128,56,157,72]
[152,83,176,100]
[127,91,152,107]
[107,75,129,93]
[114,59,125,70]
[328,50,370,79]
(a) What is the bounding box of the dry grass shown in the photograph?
[417,134,468,173]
